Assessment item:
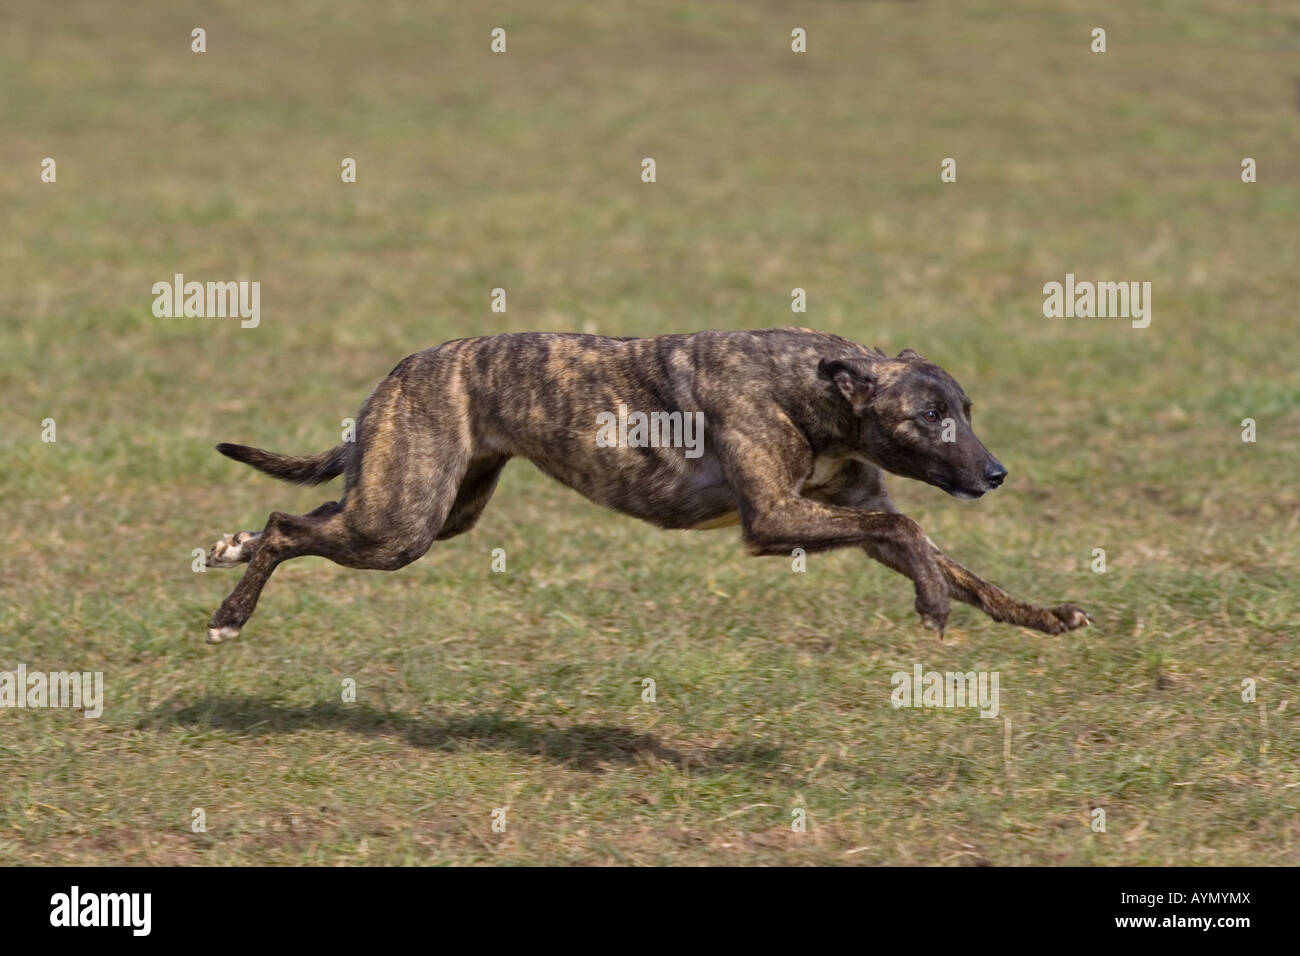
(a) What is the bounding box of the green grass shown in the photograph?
[0,0,1297,865]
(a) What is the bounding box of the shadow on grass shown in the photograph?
[140,696,784,774]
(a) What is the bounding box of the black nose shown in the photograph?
[985,462,1007,488]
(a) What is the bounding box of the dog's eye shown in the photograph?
[922,409,941,423]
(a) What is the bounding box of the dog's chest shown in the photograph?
[801,455,850,492]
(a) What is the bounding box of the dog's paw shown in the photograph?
[206,531,259,568]
[206,625,241,644]
[1050,603,1093,633]
[916,597,950,638]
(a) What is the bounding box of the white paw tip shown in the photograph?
[207,625,240,644]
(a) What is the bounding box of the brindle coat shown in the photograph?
[204,328,1091,642]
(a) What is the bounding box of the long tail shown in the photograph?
[215,442,349,485]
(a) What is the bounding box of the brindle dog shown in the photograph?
[203,328,1091,643]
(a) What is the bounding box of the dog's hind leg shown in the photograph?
[205,352,487,641]
[206,501,347,643]
[204,483,461,644]
[203,500,341,568]
[207,435,472,642]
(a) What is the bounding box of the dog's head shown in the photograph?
[819,349,1007,499]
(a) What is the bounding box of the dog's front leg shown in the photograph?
[743,501,952,634]
[716,421,952,633]
[810,474,1091,636]
[927,547,1092,635]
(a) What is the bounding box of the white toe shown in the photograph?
[207,625,240,644]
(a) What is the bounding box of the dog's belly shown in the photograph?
[688,510,741,530]
[668,453,740,529]
[620,462,741,530]
[526,444,741,531]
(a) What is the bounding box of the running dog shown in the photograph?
[203,328,1092,642]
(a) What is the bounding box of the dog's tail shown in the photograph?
[215,442,350,485]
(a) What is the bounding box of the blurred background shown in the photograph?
[0,1,1296,864]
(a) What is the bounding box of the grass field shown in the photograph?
[1,0,1297,865]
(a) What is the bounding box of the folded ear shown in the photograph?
[896,348,926,363]
[818,357,877,414]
